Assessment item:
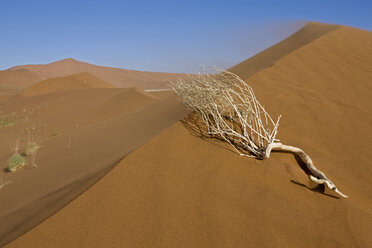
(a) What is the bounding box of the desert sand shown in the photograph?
[1,58,186,89]
[1,22,372,247]
[21,72,115,96]
[0,85,188,246]
[0,69,41,88]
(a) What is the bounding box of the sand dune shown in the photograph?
[0,69,41,88]
[0,87,188,246]
[229,22,339,80]
[2,22,372,247]
[8,58,186,89]
[21,72,115,96]
[6,121,371,248]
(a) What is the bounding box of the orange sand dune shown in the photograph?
[21,72,115,96]
[5,122,371,248]
[3,22,372,247]
[0,69,42,87]
[9,58,186,89]
[0,87,188,246]
[0,88,158,141]
[229,22,339,80]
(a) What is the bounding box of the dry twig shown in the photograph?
[170,69,348,198]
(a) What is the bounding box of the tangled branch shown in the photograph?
[170,69,348,198]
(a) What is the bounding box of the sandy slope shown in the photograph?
[0,69,41,87]
[8,58,186,89]
[229,22,339,79]
[5,122,370,248]
[0,87,188,246]
[21,72,115,96]
[3,22,372,247]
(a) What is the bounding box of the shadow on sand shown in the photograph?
[180,112,339,199]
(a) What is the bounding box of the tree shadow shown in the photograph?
[180,113,261,157]
[181,112,340,199]
[290,180,340,199]
[271,150,312,176]
[272,150,340,199]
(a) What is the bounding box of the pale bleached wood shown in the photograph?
[170,69,348,198]
[265,142,348,198]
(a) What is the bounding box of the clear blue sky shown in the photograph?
[1,0,371,73]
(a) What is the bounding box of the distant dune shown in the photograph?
[7,58,186,89]
[2,22,372,248]
[0,69,41,87]
[21,72,115,96]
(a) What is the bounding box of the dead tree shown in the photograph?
[170,70,348,198]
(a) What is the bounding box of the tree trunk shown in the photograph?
[265,142,348,198]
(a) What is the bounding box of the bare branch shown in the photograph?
[170,68,348,198]
[170,69,280,158]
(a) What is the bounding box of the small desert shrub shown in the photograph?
[7,153,26,172]
[52,131,60,136]
[24,142,40,156]
[170,69,348,198]
[0,118,16,128]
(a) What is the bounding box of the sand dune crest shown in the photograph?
[21,72,115,96]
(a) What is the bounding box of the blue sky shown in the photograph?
[1,0,371,72]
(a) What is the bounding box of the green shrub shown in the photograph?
[7,153,26,172]
[24,142,40,156]
[0,118,16,128]
[52,131,60,136]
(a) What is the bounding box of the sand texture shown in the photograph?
[1,22,372,247]
[0,87,189,246]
